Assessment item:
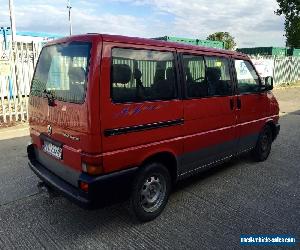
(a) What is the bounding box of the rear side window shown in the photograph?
[31,42,91,103]
[235,60,260,93]
[111,48,178,103]
[183,55,232,98]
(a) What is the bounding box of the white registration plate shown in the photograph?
[42,140,62,159]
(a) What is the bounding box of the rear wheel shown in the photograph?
[129,163,171,222]
[252,125,273,161]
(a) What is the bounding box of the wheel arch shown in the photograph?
[141,151,179,184]
[265,119,277,141]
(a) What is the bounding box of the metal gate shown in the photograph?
[250,55,300,85]
[274,57,300,85]
[0,41,42,123]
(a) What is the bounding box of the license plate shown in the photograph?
[42,140,62,159]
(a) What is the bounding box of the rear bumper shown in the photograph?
[27,144,138,209]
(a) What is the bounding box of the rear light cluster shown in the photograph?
[81,153,103,175]
[79,153,103,192]
[81,162,103,175]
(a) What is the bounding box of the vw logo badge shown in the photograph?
[47,125,52,135]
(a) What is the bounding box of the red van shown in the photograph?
[27,34,280,221]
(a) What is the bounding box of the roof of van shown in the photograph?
[101,34,246,57]
[48,33,248,58]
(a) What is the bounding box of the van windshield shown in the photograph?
[31,42,91,103]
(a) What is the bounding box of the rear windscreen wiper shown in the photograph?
[43,90,56,106]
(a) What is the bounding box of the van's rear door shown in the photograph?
[29,35,102,174]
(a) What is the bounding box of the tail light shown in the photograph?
[79,181,89,192]
[82,162,103,175]
[81,153,103,175]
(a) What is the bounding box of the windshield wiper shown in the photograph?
[43,90,56,106]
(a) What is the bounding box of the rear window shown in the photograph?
[31,42,91,103]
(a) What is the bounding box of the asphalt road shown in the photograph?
[0,88,299,249]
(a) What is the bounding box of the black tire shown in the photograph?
[252,125,273,162]
[129,162,171,222]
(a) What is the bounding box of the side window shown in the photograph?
[183,54,232,98]
[204,57,232,96]
[111,48,177,103]
[235,60,260,93]
[183,55,207,98]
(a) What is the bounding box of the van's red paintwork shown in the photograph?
[27,34,280,208]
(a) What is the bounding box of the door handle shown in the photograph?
[237,98,241,109]
[230,98,234,110]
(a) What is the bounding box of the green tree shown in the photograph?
[276,0,300,48]
[207,32,236,50]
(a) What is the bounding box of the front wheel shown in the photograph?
[129,163,171,222]
[252,125,273,162]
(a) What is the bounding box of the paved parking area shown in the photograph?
[0,88,299,249]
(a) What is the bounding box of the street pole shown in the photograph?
[67,0,72,36]
[9,0,16,41]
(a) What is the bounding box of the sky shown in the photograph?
[0,0,286,48]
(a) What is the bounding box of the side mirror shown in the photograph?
[264,76,274,91]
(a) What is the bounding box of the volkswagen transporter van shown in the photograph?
[27,34,280,222]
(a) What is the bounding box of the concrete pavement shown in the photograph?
[0,88,299,249]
